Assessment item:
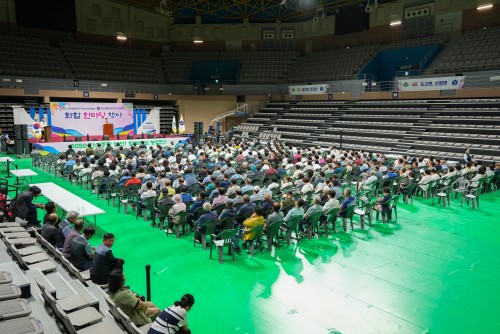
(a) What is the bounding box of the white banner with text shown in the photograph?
[288,84,329,95]
[398,76,465,91]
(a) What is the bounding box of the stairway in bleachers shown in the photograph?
[234,99,500,162]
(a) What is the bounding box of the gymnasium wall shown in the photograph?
[0,88,264,133]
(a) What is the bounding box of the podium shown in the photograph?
[43,126,52,142]
[103,124,114,137]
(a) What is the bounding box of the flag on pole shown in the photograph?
[172,116,177,134]
[179,114,186,134]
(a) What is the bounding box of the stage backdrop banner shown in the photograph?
[49,102,134,137]
[397,76,465,91]
[288,84,329,95]
[32,137,188,154]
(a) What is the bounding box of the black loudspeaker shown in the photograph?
[237,95,245,102]
[148,134,154,138]
[15,124,28,140]
[103,135,110,141]
[15,139,29,155]
[194,122,204,134]
[127,134,134,139]
[75,136,82,141]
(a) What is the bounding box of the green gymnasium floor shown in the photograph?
[3,154,500,334]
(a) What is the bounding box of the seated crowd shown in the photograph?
[24,138,499,331]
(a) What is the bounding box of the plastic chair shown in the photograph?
[166,211,188,238]
[210,229,239,263]
[245,224,265,256]
[305,211,323,239]
[194,219,218,250]
[462,186,483,209]
[154,203,173,229]
[263,219,283,251]
[136,196,156,222]
[436,185,453,207]
[280,215,301,246]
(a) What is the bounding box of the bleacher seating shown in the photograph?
[286,44,379,82]
[427,26,500,74]
[0,33,64,78]
[234,99,500,162]
[60,39,158,83]
[0,222,125,333]
[161,49,297,83]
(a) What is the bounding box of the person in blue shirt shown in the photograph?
[194,202,218,243]
[179,186,193,204]
[338,188,356,218]
[385,167,398,180]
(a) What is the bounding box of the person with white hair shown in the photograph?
[298,196,323,236]
[167,194,187,234]
[57,210,79,250]
[194,202,218,243]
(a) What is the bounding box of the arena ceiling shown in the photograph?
[127,0,396,24]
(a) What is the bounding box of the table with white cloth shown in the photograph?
[31,182,105,235]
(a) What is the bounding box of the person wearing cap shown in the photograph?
[194,202,218,242]
[167,194,187,233]
[250,186,263,203]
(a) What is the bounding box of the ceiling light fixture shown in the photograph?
[390,21,402,26]
[116,32,127,41]
[477,4,493,10]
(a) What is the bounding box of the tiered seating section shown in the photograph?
[60,39,158,83]
[161,50,297,83]
[234,99,500,162]
[0,27,499,83]
[0,221,147,333]
[0,33,64,78]
[286,44,379,82]
[428,26,500,74]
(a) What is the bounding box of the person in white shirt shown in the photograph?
[322,190,340,214]
[418,170,433,192]
[470,167,486,188]
[301,177,314,195]
[362,171,378,190]
[39,117,46,140]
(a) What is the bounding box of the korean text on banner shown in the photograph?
[288,84,329,95]
[398,76,465,91]
[49,102,134,137]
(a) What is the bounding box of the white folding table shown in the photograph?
[11,169,38,185]
[31,182,105,235]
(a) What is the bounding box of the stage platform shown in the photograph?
[30,135,188,154]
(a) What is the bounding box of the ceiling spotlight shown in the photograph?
[477,4,493,10]
[116,32,127,41]
[390,21,402,26]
